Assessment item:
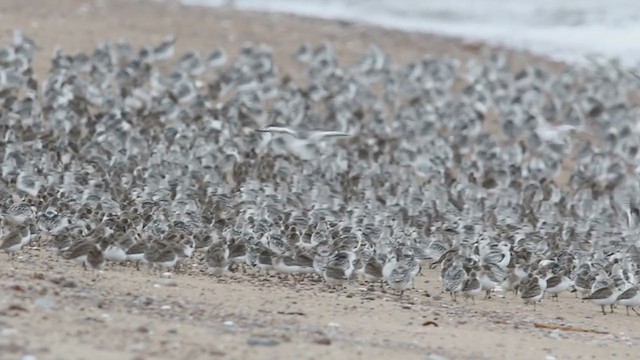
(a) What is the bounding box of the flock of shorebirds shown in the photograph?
[2,29,640,316]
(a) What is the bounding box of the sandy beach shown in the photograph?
[0,1,637,360]
[3,245,640,360]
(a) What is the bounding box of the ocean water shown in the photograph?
[182,0,640,66]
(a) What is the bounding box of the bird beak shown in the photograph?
[255,129,267,133]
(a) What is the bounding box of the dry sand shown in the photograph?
[3,248,640,360]
[0,1,637,359]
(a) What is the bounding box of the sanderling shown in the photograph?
[478,263,507,299]
[573,269,595,298]
[323,250,356,288]
[544,271,573,301]
[616,285,640,316]
[4,201,36,225]
[383,249,419,296]
[0,222,32,257]
[255,124,351,160]
[144,241,178,273]
[62,240,101,271]
[125,239,148,270]
[500,266,524,297]
[37,207,69,236]
[100,233,130,263]
[293,43,312,63]
[462,271,483,304]
[228,239,248,268]
[205,241,229,276]
[256,247,276,273]
[312,244,332,275]
[273,251,315,276]
[153,35,176,61]
[256,124,351,140]
[520,274,546,311]
[207,47,227,68]
[86,246,105,271]
[584,283,620,315]
[16,171,42,197]
[481,241,511,269]
[442,256,466,301]
[361,255,385,286]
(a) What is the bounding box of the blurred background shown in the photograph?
[183,0,640,65]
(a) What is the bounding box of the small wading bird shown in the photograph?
[255,123,351,140]
[255,123,352,160]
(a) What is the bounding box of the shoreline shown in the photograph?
[0,0,566,78]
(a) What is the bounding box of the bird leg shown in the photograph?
[601,305,607,315]
[632,307,640,316]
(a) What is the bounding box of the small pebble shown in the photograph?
[548,332,561,340]
[312,336,331,345]
[0,328,18,336]
[32,273,45,280]
[130,342,146,352]
[136,326,149,334]
[34,298,55,310]
[427,354,448,360]
[247,336,279,347]
[161,280,178,287]
[61,280,76,288]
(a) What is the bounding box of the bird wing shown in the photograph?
[308,130,351,141]
[616,287,638,301]
[255,125,297,137]
[520,282,541,299]
[585,286,612,300]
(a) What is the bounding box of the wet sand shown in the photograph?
[0,1,636,359]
